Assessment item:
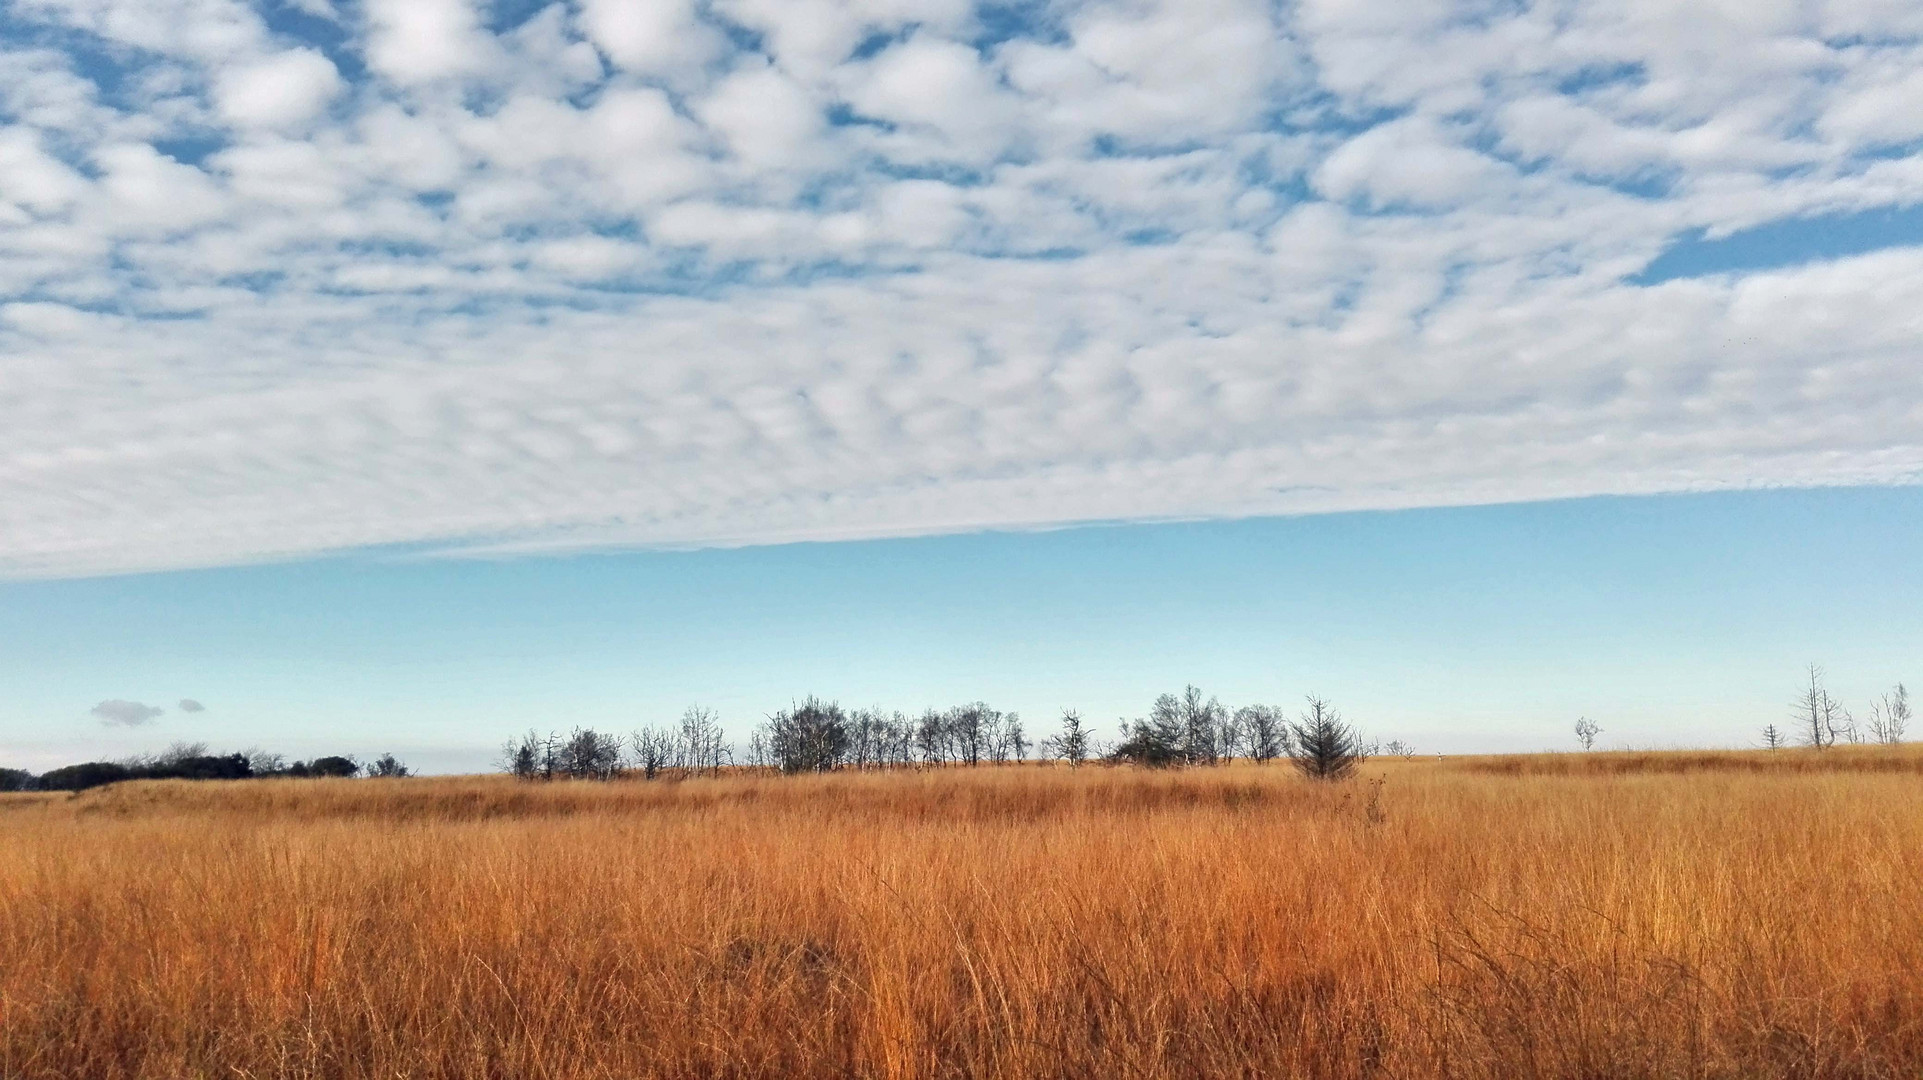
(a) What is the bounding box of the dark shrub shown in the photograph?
[148,754,253,781]
[0,767,35,792]
[37,761,133,791]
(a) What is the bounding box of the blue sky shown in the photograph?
[2,0,1921,769]
[3,487,1919,772]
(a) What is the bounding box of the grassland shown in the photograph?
[2,748,1921,1079]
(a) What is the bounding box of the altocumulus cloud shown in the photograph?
[92,700,166,727]
[1,0,1922,578]
[178,699,206,713]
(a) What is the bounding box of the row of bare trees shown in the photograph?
[1777,665,1910,748]
[501,687,1383,782]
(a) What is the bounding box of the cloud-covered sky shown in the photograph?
[3,0,1921,578]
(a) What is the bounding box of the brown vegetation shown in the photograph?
[3,749,1921,1078]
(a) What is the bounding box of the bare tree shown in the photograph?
[1868,684,1911,745]
[631,726,676,780]
[1291,696,1360,781]
[677,706,730,776]
[1794,664,1848,748]
[1573,717,1601,752]
[1384,739,1416,759]
[1177,685,1229,764]
[1235,704,1290,764]
[499,730,552,780]
[1760,723,1786,750]
[558,728,623,780]
[365,752,411,778]
[1044,708,1091,765]
[763,698,850,774]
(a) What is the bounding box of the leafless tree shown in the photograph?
[1235,704,1290,764]
[676,706,730,776]
[557,727,623,780]
[1384,739,1416,759]
[762,697,849,773]
[1574,717,1601,751]
[1793,664,1848,748]
[1291,696,1360,781]
[1760,723,1786,750]
[1868,684,1911,745]
[631,726,677,779]
[365,752,411,778]
[1044,708,1092,765]
[499,730,552,780]
[1177,685,1229,764]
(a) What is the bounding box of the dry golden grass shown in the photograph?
[3,748,1922,1079]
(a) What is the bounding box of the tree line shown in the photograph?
[500,688,1384,782]
[0,742,412,793]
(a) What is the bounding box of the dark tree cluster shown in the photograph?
[1,742,405,793]
[1110,686,1367,780]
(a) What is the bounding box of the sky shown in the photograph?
[1,0,1920,770]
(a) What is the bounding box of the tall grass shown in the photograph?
[2,749,1920,1078]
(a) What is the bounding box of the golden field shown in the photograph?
[2,748,1921,1079]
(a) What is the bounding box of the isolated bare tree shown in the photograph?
[1574,717,1601,752]
[1760,723,1786,750]
[1291,696,1360,781]
[1044,708,1091,765]
[1794,664,1848,748]
[1868,684,1911,745]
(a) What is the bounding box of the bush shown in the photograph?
[37,762,133,792]
[0,767,35,792]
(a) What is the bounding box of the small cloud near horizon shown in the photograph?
[178,699,206,713]
[92,700,165,727]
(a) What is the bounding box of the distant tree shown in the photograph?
[0,767,35,792]
[305,755,361,778]
[1761,723,1786,750]
[1291,697,1360,781]
[365,753,411,778]
[560,728,623,780]
[1000,713,1029,763]
[1235,704,1290,764]
[1794,664,1848,748]
[1869,684,1911,745]
[1574,717,1601,752]
[677,706,730,776]
[36,761,133,792]
[1112,713,1183,768]
[1174,685,1230,765]
[1044,709,1091,766]
[1384,739,1416,759]
[764,698,850,774]
[631,726,676,780]
[150,753,252,781]
[915,708,951,765]
[500,730,547,780]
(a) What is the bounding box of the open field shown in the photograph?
[3,748,1921,1079]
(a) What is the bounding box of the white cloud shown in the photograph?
[215,48,342,129]
[362,0,498,84]
[0,0,1920,578]
[177,698,206,712]
[575,0,724,81]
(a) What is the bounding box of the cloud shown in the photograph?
[214,48,342,129]
[0,0,1921,579]
[177,698,206,712]
[92,699,165,726]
